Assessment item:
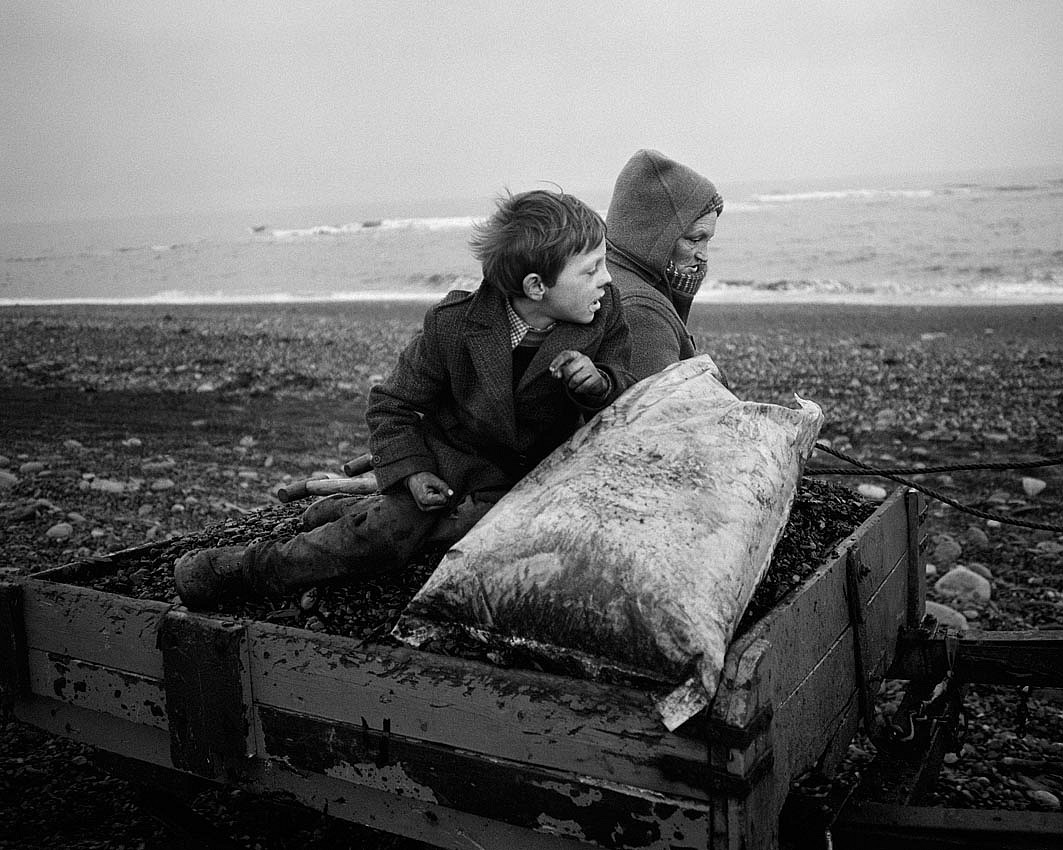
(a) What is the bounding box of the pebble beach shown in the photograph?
[2,299,1063,848]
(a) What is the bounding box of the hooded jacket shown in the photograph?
[606,149,720,380]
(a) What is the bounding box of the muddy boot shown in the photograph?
[173,545,249,610]
[247,492,437,595]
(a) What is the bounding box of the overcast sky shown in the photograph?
[4,1,1062,222]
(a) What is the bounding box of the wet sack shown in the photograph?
[393,355,823,729]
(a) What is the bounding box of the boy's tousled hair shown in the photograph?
[469,189,606,297]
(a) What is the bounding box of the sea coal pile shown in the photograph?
[69,477,875,662]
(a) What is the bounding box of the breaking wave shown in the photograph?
[5,275,1060,307]
[750,188,938,204]
[263,216,483,239]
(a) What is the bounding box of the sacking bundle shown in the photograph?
[394,355,824,729]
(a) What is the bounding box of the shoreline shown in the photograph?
[5,298,1063,341]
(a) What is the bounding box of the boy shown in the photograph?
[175,189,634,609]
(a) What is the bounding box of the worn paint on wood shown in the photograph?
[774,549,908,778]
[702,492,914,850]
[711,490,909,733]
[20,578,171,676]
[26,649,167,730]
[258,704,714,850]
[160,611,252,780]
[248,758,605,850]
[248,620,716,800]
[17,693,174,769]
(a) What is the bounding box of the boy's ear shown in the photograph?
[522,273,546,301]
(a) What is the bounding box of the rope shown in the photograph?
[810,449,1063,477]
[808,443,1063,534]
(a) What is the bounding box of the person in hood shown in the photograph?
[605,149,724,380]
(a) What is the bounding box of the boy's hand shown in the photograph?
[405,472,453,511]
[549,350,607,396]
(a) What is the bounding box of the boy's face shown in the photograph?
[540,239,611,325]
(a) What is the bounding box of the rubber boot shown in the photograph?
[245,492,437,597]
[173,545,249,610]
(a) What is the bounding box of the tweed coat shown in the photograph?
[366,282,634,498]
[605,149,720,381]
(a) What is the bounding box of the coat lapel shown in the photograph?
[464,286,517,443]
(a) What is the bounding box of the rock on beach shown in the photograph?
[935,565,992,605]
[925,600,969,631]
[1022,477,1047,497]
[45,522,74,540]
[964,525,990,549]
[857,483,888,501]
[90,478,131,494]
[931,535,963,567]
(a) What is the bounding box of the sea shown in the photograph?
[3,165,1062,306]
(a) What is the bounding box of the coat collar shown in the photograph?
[462,284,596,435]
[464,285,517,440]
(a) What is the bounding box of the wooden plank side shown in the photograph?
[160,611,253,780]
[905,490,927,628]
[25,649,168,730]
[0,582,29,705]
[835,802,1063,849]
[19,578,171,677]
[857,547,911,692]
[722,663,863,850]
[249,759,611,850]
[711,491,908,731]
[720,636,857,850]
[15,694,175,769]
[725,764,780,850]
[256,704,714,850]
[723,546,911,849]
[814,688,862,779]
[768,547,908,782]
[892,629,1063,686]
[246,622,713,801]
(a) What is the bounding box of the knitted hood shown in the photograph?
[605,149,720,283]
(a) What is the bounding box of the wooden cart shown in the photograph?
[1,489,924,850]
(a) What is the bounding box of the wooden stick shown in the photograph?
[276,473,378,503]
[341,453,374,477]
